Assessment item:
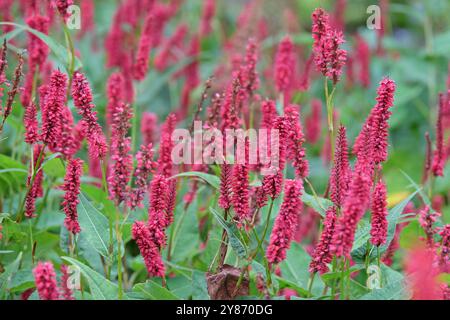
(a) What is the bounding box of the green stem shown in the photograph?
[339,258,346,300]
[115,207,123,299]
[324,79,336,162]
[305,177,326,212]
[255,199,274,257]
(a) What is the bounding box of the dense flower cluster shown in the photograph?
[71,71,108,159]
[108,102,133,205]
[330,125,351,207]
[33,262,59,300]
[61,158,83,234]
[267,179,303,264]
[309,206,337,274]
[370,180,388,246]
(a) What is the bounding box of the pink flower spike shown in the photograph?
[331,169,372,258]
[370,180,388,247]
[24,102,39,145]
[324,30,347,84]
[419,205,440,248]
[267,179,303,264]
[311,8,331,75]
[353,77,396,164]
[274,35,295,93]
[141,112,158,146]
[62,158,83,234]
[218,164,232,210]
[128,144,155,210]
[309,206,337,274]
[305,99,322,144]
[41,70,67,152]
[33,262,59,300]
[432,93,445,177]
[108,102,133,205]
[106,72,125,130]
[157,113,177,178]
[200,0,216,36]
[148,175,169,248]
[330,125,351,207]
[72,71,108,159]
[59,265,74,300]
[132,221,165,278]
[285,105,309,178]
[134,12,154,81]
[231,161,250,226]
[404,246,443,300]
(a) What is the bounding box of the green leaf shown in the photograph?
[0,22,82,70]
[209,207,247,259]
[379,190,419,252]
[169,197,200,262]
[302,193,333,217]
[0,252,22,299]
[8,270,35,293]
[132,280,181,300]
[352,191,418,258]
[62,256,118,300]
[279,243,324,296]
[77,193,111,259]
[42,157,66,178]
[171,172,220,189]
[359,265,409,300]
[192,271,209,300]
[0,155,27,197]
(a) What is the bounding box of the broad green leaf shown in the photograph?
[0,22,82,70]
[209,207,247,258]
[169,197,200,262]
[279,243,324,296]
[77,193,111,259]
[192,271,209,300]
[132,280,181,300]
[359,265,409,300]
[42,157,66,178]
[0,252,22,299]
[8,270,34,293]
[171,171,220,189]
[0,155,27,197]
[62,256,118,300]
[352,191,418,258]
